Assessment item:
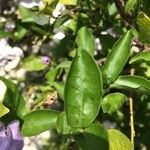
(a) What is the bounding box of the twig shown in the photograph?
[130,68,135,150]
[114,0,133,26]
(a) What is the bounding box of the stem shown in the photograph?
[130,69,135,149]
[129,97,135,149]
[114,0,133,26]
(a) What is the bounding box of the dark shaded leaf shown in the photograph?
[75,123,108,150]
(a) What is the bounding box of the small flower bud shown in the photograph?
[41,56,50,65]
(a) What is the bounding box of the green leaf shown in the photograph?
[42,0,57,6]
[65,48,103,128]
[0,80,7,101]
[59,0,77,5]
[40,0,59,15]
[56,60,71,69]
[31,25,49,35]
[0,76,27,118]
[0,102,9,117]
[46,69,58,82]
[102,30,132,84]
[136,12,150,44]
[102,93,126,114]
[54,15,72,28]
[110,75,150,94]
[22,56,49,71]
[108,129,133,150]
[76,27,95,56]
[125,0,137,13]
[75,123,108,150]
[52,82,65,100]
[19,5,49,25]
[57,112,72,134]
[14,25,28,41]
[129,51,150,64]
[0,30,13,39]
[21,110,60,136]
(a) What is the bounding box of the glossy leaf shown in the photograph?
[102,30,132,84]
[65,49,103,128]
[125,0,137,13]
[0,102,9,117]
[0,76,27,118]
[102,93,126,114]
[21,110,60,136]
[75,123,108,150]
[136,12,150,44]
[22,56,50,71]
[108,129,133,150]
[76,27,95,56]
[129,51,150,64]
[59,0,77,5]
[110,75,150,94]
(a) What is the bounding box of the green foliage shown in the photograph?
[75,123,108,150]
[59,0,77,5]
[108,129,133,150]
[0,77,27,119]
[19,5,49,25]
[76,27,95,56]
[136,12,150,44]
[130,51,150,64]
[64,48,103,128]
[57,112,73,134]
[52,82,65,100]
[22,56,49,71]
[110,75,150,94]
[1,0,150,149]
[125,0,137,13]
[102,30,132,84]
[0,102,9,117]
[102,93,126,114]
[21,110,60,136]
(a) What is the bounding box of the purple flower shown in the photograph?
[0,120,24,150]
[41,56,50,65]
